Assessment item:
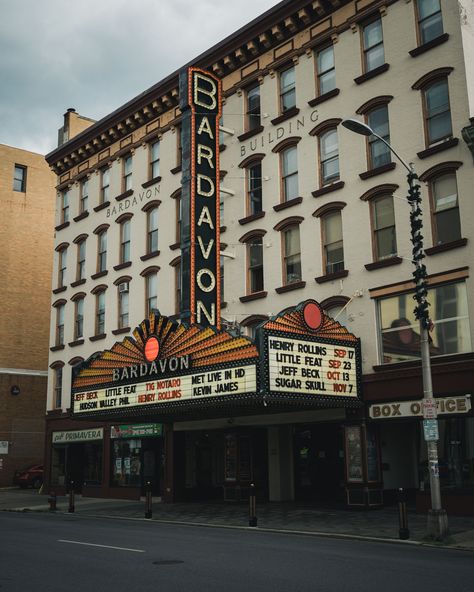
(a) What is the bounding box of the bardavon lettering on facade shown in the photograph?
[112,355,190,382]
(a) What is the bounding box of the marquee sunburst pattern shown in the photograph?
[73,310,259,390]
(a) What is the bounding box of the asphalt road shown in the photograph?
[0,512,472,592]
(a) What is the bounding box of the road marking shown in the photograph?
[58,539,145,553]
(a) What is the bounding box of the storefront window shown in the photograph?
[418,418,472,490]
[378,281,471,364]
[111,439,142,487]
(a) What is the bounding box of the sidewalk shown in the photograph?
[2,489,474,550]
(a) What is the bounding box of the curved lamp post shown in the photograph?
[342,118,448,540]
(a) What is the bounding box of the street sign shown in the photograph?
[423,419,439,441]
[422,399,437,419]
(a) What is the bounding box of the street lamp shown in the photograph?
[342,118,448,540]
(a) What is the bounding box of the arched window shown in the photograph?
[240,230,266,295]
[50,361,65,409]
[53,299,66,346]
[56,243,69,289]
[314,203,346,276]
[71,293,85,340]
[274,218,303,286]
[141,266,159,316]
[91,285,107,336]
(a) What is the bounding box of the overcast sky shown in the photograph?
[0,0,278,155]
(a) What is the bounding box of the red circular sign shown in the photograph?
[144,337,160,362]
[303,302,323,331]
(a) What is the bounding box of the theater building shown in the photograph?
[45,0,474,513]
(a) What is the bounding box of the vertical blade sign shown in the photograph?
[179,67,221,329]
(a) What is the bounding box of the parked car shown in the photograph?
[13,464,43,489]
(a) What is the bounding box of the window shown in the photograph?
[176,124,182,167]
[74,297,84,339]
[147,207,158,253]
[123,154,133,191]
[58,247,67,288]
[56,304,65,346]
[150,141,160,179]
[324,305,349,328]
[61,189,70,224]
[95,291,106,335]
[362,18,384,73]
[319,129,339,185]
[145,273,158,316]
[247,239,264,294]
[120,219,131,264]
[118,286,129,329]
[176,194,182,244]
[246,84,261,131]
[53,366,63,408]
[100,168,110,203]
[322,211,344,274]
[283,226,302,284]
[367,105,391,169]
[247,163,262,215]
[416,0,443,45]
[80,179,88,213]
[97,230,107,273]
[423,79,452,145]
[280,66,296,113]
[281,146,298,202]
[13,165,27,192]
[174,261,181,314]
[431,173,461,245]
[378,282,471,364]
[316,45,335,96]
[372,195,397,260]
[77,240,86,281]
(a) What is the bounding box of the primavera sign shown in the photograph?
[71,310,258,417]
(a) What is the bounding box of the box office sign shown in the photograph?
[52,428,104,444]
[260,300,362,406]
[71,309,259,418]
[369,395,471,419]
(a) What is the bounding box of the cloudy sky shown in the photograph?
[0,0,278,155]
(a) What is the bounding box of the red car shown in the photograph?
[14,464,44,489]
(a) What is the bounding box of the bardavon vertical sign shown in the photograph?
[180,67,222,329]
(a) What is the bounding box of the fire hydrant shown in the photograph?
[48,491,57,511]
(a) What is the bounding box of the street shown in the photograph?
[0,512,472,592]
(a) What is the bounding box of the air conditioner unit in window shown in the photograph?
[118,282,129,293]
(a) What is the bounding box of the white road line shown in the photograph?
[58,539,145,553]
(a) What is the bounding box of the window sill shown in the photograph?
[425,238,467,256]
[308,88,340,107]
[271,107,300,126]
[50,344,65,352]
[71,279,86,288]
[113,261,132,270]
[409,33,449,57]
[221,301,227,309]
[417,138,459,159]
[169,242,180,251]
[239,211,265,225]
[220,144,227,152]
[73,211,89,223]
[93,201,110,213]
[273,196,303,212]
[239,291,267,303]
[359,162,396,180]
[55,221,70,232]
[140,251,160,261]
[354,63,390,85]
[170,165,182,175]
[315,269,349,284]
[312,181,344,198]
[220,226,227,234]
[91,270,108,280]
[365,256,403,271]
[68,339,84,347]
[238,126,264,142]
[115,189,134,202]
[275,281,306,294]
[142,176,161,189]
[52,286,67,295]
[90,333,106,342]
[112,327,130,335]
